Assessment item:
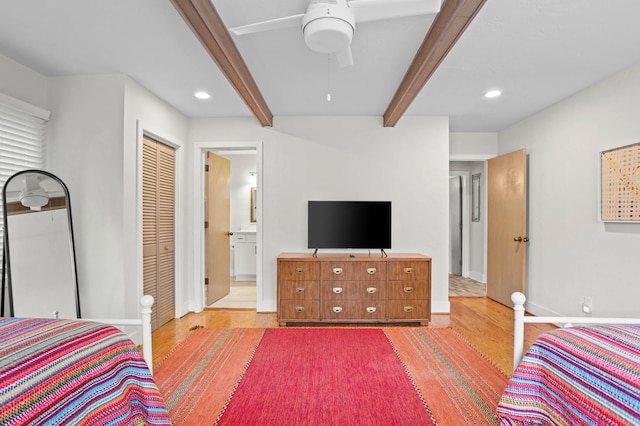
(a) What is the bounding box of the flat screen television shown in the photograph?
[307,201,391,250]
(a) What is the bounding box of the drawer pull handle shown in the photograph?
[333,267,343,275]
[404,306,414,313]
[295,306,305,313]
[403,287,414,293]
[296,287,305,293]
[366,287,377,294]
[367,267,377,275]
[404,267,414,274]
[332,307,343,313]
[333,287,343,294]
[366,307,377,313]
[296,268,304,274]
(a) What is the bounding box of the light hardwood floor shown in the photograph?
[152,296,555,374]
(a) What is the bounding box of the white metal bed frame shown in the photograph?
[511,291,640,371]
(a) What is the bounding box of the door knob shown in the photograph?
[514,236,529,242]
[227,232,234,236]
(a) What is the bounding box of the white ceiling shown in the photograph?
[1,0,640,132]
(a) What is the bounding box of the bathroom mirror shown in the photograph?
[1,170,81,318]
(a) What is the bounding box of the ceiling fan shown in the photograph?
[228,0,442,67]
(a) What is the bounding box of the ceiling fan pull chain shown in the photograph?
[326,54,332,101]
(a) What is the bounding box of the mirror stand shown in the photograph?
[1,170,81,318]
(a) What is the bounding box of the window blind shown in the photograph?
[0,96,49,274]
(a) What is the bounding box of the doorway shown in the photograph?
[190,141,263,313]
[207,150,257,309]
[449,176,462,276]
[448,161,488,297]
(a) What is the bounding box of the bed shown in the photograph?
[496,292,640,425]
[0,296,170,425]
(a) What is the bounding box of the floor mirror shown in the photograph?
[1,170,81,318]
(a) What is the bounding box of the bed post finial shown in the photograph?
[140,295,154,373]
[512,292,526,371]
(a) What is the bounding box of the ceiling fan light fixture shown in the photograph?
[303,18,354,54]
[19,174,49,210]
[302,2,355,54]
[19,188,49,209]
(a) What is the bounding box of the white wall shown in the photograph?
[47,74,127,318]
[450,132,497,159]
[46,74,188,324]
[189,116,451,313]
[499,64,640,318]
[225,153,257,232]
[123,77,188,318]
[0,54,49,110]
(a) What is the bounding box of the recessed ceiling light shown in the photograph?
[484,90,502,98]
[194,91,211,100]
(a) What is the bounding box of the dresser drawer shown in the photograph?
[279,300,320,321]
[387,300,429,320]
[321,281,386,301]
[321,261,386,281]
[279,281,319,300]
[387,281,428,299]
[321,300,386,320]
[387,261,429,281]
[278,261,320,281]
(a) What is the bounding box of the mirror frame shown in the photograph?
[1,169,81,318]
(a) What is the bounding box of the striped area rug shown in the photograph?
[154,327,508,425]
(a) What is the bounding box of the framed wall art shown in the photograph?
[599,142,640,222]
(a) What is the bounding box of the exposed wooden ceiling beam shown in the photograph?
[170,0,273,127]
[383,0,487,127]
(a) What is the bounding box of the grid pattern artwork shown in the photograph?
[600,142,640,221]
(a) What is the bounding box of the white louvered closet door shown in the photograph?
[142,136,175,330]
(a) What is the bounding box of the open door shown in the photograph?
[487,149,528,307]
[205,152,231,305]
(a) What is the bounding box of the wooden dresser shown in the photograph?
[277,253,431,326]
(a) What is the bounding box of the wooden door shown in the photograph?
[142,136,176,330]
[205,152,231,305]
[487,149,527,307]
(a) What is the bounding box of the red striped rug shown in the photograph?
[154,327,508,425]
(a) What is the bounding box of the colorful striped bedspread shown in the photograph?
[496,324,640,425]
[0,317,170,425]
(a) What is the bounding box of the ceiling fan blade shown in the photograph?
[334,47,354,67]
[349,0,442,23]
[229,14,304,36]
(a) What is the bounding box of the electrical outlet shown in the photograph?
[582,297,593,315]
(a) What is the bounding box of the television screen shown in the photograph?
[308,201,391,250]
